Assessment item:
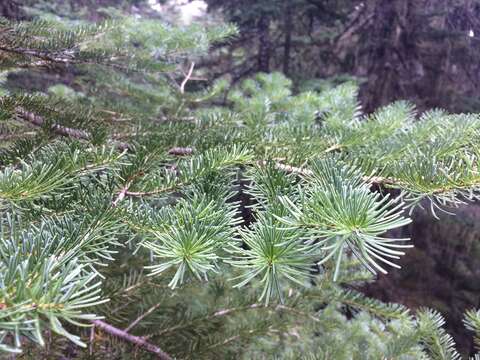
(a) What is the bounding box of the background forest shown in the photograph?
[2,0,480,359]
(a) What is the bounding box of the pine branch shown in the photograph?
[275,304,321,322]
[0,46,73,65]
[258,160,395,186]
[0,131,36,141]
[16,109,195,159]
[150,303,263,338]
[124,302,163,332]
[207,329,262,351]
[16,108,90,140]
[112,177,135,207]
[168,147,193,156]
[180,62,195,94]
[92,320,172,360]
[0,46,142,73]
[4,15,480,357]
[125,186,179,197]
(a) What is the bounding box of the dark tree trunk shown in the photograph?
[361,0,417,112]
[0,0,25,20]
[257,15,271,72]
[283,1,293,76]
[363,0,399,112]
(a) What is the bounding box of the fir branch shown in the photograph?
[180,62,195,94]
[0,45,145,73]
[275,304,321,322]
[125,186,179,197]
[168,147,193,156]
[265,160,395,186]
[0,131,36,141]
[112,177,135,208]
[92,320,172,360]
[16,108,90,140]
[150,303,263,338]
[206,328,266,351]
[124,302,163,332]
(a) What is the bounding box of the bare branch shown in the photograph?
[168,147,193,156]
[125,185,179,197]
[258,160,396,186]
[0,131,37,141]
[16,108,90,140]
[180,62,195,94]
[112,177,135,207]
[92,320,172,360]
[15,110,194,160]
[125,302,163,332]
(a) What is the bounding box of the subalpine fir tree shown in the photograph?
[1,12,480,360]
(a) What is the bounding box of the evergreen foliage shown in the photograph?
[1,11,480,359]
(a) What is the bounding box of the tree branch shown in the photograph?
[112,177,135,207]
[180,62,195,94]
[168,147,193,156]
[16,107,90,140]
[0,131,37,141]
[125,185,180,197]
[258,161,396,186]
[92,320,172,360]
[125,302,163,332]
[16,110,196,161]
[0,46,141,73]
[112,148,193,202]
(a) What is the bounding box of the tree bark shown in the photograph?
[257,15,271,72]
[0,0,25,20]
[283,1,293,76]
[92,320,172,359]
[362,0,417,112]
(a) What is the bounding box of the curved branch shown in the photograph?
[92,320,172,360]
[16,108,90,140]
[180,62,195,94]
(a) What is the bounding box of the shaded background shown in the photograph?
[3,0,480,354]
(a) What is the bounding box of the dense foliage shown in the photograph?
[204,0,480,112]
[1,5,480,359]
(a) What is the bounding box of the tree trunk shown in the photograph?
[257,15,271,72]
[362,0,417,112]
[0,0,25,20]
[283,1,293,76]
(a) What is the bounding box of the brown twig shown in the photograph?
[0,131,37,141]
[269,162,313,176]
[113,148,191,201]
[123,158,396,200]
[323,143,343,153]
[0,46,141,73]
[16,109,133,153]
[258,160,396,186]
[151,303,262,339]
[180,62,195,94]
[16,108,90,140]
[15,109,196,161]
[112,177,135,207]
[207,329,259,350]
[92,320,172,360]
[125,302,163,332]
[125,185,179,197]
[168,147,193,156]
